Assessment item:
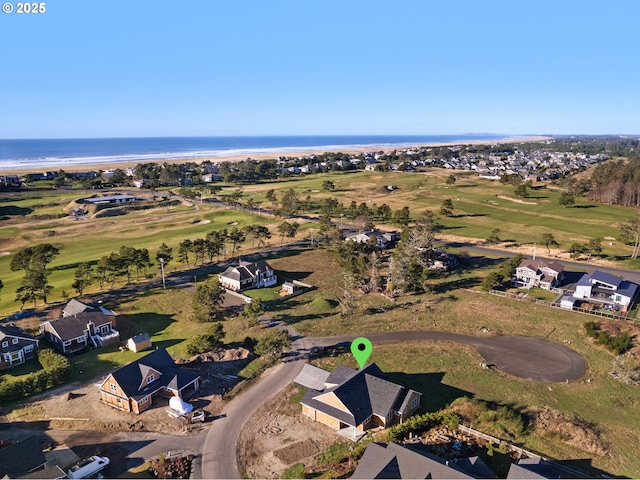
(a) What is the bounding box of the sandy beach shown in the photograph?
[2,136,551,175]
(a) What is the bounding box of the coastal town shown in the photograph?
[1,135,640,479]
[2,0,640,477]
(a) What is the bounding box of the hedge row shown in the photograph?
[584,321,632,355]
[387,411,460,442]
[0,349,71,403]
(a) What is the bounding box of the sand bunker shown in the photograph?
[496,195,538,205]
[191,219,211,225]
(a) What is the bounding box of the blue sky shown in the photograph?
[1,0,639,138]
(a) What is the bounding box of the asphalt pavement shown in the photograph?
[200,328,587,478]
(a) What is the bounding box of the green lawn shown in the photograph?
[260,247,640,478]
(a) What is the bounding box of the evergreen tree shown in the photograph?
[72,262,93,296]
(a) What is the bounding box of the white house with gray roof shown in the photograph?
[573,270,639,312]
[218,260,277,292]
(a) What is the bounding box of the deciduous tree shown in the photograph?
[619,214,640,259]
[541,233,559,256]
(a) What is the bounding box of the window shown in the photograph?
[100,325,109,335]
[1,341,7,348]
[110,384,117,392]
[411,397,419,409]
[24,344,34,353]
[146,374,155,384]
[12,338,18,344]
[140,395,150,404]
[63,340,72,346]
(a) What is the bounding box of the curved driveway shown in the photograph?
[200,331,586,478]
[308,331,587,383]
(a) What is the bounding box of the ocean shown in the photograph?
[0,134,522,170]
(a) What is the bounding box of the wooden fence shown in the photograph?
[489,290,637,324]
[456,425,541,459]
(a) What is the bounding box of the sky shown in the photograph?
[1,0,639,138]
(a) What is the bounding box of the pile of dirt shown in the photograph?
[528,408,607,456]
[177,347,251,364]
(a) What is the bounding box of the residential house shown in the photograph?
[218,260,277,292]
[295,363,421,440]
[0,435,47,478]
[345,230,400,250]
[41,312,119,354]
[62,298,117,321]
[573,270,639,312]
[506,458,564,479]
[0,324,39,371]
[512,259,564,290]
[82,195,137,205]
[98,347,200,414]
[352,442,496,479]
[430,251,460,271]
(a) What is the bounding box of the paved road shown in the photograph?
[304,331,587,383]
[201,328,587,478]
[200,334,313,479]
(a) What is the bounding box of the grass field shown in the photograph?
[2,170,640,476]
[1,171,639,314]
[260,247,640,477]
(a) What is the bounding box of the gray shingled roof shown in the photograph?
[63,298,92,316]
[294,364,330,390]
[301,363,408,427]
[352,442,476,479]
[0,435,46,477]
[506,457,562,479]
[0,324,37,342]
[221,260,274,283]
[44,312,111,341]
[105,347,199,400]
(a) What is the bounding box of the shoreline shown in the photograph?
[1,136,552,175]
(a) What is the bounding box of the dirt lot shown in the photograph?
[5,347,253,435]
[237,383,343,479]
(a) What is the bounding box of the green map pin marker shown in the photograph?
[351,337,373,370]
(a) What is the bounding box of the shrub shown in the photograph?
[387,412,460,442]
[282,463,306,479]
[0,348,71,403]
[584,321,632,355]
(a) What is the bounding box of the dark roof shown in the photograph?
[0,435,46,477]
[104,347,199,400]
[19,465,67,479]
[507,458,561,479]
[44,312,112,341]
[221,260,274,282]
[301,363,409,427]
[576,273,591,287]
[617,280,639,300]
[325,364,358,385]
[590,270,622,288]
[0,324,37,343]
[352,442,477,479]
